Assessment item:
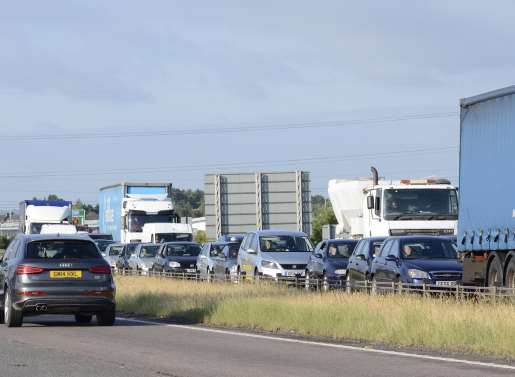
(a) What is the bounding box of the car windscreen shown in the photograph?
[165,244,201,257]
[259,236,313,252]
[127,243,139,254]
[140,245,159,258]
[225,243,240,258]
[108,245,124,256]
[26,240,101,260]
[400,239,457,259]
[326,241,357,258]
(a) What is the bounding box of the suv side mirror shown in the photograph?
[315,253,323,259]
[366,196,374,209]
[356,254,367,261]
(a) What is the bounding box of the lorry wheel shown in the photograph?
[505,258,515,288]
[487,256,504,287]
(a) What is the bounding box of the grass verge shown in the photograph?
[116,276,515,359]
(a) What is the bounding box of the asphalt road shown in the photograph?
[0,315,512,377]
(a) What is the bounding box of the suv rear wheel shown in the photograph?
[97,308,116,326]
[4,290,23,327]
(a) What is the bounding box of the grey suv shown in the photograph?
[0,234,116,327]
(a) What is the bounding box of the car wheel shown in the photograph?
[225,270,231,282]
[97,308,116,326]
[75,314,93,324]
[254,268,261,282]
[371,276,378,295]
[4,289,23,327]
[304,271,311,291]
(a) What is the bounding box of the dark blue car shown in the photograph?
[305,239,358,290]
[346,236,387,291]
[370,236,462,291]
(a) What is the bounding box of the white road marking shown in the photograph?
[117,317,515,371]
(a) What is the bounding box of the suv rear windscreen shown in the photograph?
[26,240,101,260]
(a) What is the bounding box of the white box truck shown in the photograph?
[19,200,73,234]
[99,182,193,243]
[328,168,458,238]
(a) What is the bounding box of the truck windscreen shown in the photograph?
[383,189,458,220]
[128,212,179,232]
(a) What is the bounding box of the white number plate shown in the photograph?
[435,280,457,286]
[186,269,196,273]
[285,271,298,277]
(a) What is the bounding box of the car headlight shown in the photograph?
[334,269,346,275]
[408,269,429,279]
[169,261,181,268]
[261,260,279,269]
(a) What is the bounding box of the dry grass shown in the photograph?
[115,276,515,359]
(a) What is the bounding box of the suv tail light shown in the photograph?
[89,266,111,274]
[17,265,45,275]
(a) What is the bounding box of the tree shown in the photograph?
[311,206,337,245]
[171,188,204,218]
[194,230,207,244]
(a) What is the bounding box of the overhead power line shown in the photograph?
[0,111,457,142]
[0,146,457,180]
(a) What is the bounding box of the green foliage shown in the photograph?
[171,188,204,218]
[73,199,99,217]
[194,230,207,244]
[0,236,10,250]
[311,205,337,244]
[311,194,327,216]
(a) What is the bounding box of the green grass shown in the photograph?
[116,276,515,359]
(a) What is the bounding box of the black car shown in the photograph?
[346,237,387,291]
[305,239,358,290]
[153,242,201,274]
[0,234,115,327]
[370,236,462,291]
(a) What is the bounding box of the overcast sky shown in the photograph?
[1,1,514,207]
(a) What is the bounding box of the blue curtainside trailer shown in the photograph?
[99,185,124,242]
[459,86,515,287]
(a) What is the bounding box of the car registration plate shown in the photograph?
[435,280,457,286]
[285,271,298,277]
[49,270,82,279]
[186,269,196,273]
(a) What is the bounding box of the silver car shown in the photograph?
[102,243,124,270]
[237,230,314,279]
[127,243,160,273]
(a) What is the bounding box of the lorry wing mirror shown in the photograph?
[367,196,374,209]
[375,197,381,211]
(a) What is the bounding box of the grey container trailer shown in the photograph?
[458,86,515,288]
[204,171,311,240]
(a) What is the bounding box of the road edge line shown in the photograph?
[116,317,515,371]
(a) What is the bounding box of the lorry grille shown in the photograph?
[430,271,462,281]
[279,264,307,270]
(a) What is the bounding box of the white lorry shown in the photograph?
[328,167,458,238]
[19,200,73,235]
[99,183,193,243]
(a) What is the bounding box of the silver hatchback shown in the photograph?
[0,234,116,327]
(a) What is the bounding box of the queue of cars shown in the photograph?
[93,230,461,291]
